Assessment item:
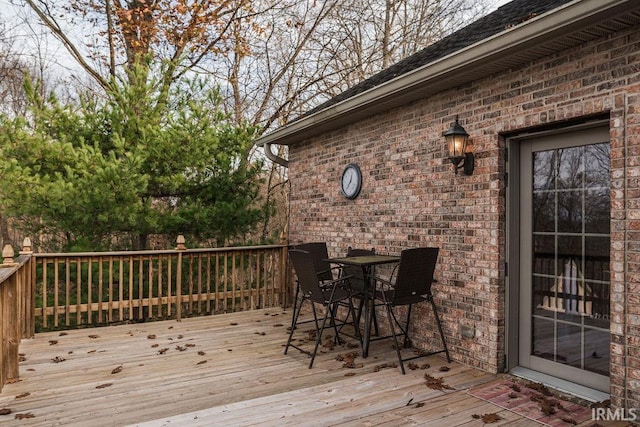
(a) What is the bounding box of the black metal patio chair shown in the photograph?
[289,242,341,327]
[372,247,450,374]
[284,249,362,368]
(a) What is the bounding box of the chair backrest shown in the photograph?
[343,246,375,290]
[391,247,439,306]
[288,249,327,304]
[294,242,333,281]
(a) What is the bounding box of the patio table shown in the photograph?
[326,254,400,358]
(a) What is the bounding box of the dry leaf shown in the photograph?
[157,348,169,355]
[15,393,30,399]
[6,378,21,384]
[424,374,453,390]
[96,383,112,389]
[439,366,450,372]
[151,344,159,348]
[197,351,206,356]
[59,332,68,336]
[111,366,123,374]
[88,335,99,339]
[185,343,195,347]
[0,408,11,415]
[49,340,58,345]
[147,335,156,339]
[197,360,207,365]
[14,413,35,419]
[51,356,66,363]
[175,345,186,352]
[482,413,502,423]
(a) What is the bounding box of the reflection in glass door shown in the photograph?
[519,127,610,391]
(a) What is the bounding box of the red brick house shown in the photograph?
[255,0,640,414]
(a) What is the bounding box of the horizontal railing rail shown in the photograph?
[33,238,290,332]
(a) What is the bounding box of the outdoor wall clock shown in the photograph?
[340,163,362,199]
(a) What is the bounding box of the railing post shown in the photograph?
[1,245,20,385]
[175,235,186,321]
[20,238,35,338]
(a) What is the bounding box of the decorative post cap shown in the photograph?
[20,237,33,254]
[1,244,16,267]
[176,234,186,251]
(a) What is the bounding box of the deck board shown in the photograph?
[0,308,596,426]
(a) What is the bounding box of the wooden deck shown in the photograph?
[0,308,600,426]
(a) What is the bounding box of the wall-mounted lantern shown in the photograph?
[444,115,474,175]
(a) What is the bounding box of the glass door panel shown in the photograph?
[519,127,610,391]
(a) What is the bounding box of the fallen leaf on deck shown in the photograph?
[344,372,356,377]
[87,350,96,353]
[439,366,450,372]
[176,345,186,352]
[151,344,159,348]
[197,360,207,365]
[0,408,11,415]
[198,351,206,356]
[147,335,156,339]
[18,356,27,362]
[88,335,99,339]
[14,413,35,419]
[230,323,238,326]
[482,413,502,423]
[96,383,112,389]
[185,343,196,347]
[51,356,66,363]
[49,340,58,345]
[254,332,266,336]
[273,323,284,327]
[178,335,184,339]
[6,378,21,384]
[373,363,397,372]
[26,368,35,372]
[560,416,578,425]
[15,393,30,399]
[59,332,68,336]
[157,348,169,355]
[424,373,453,390]
[111,366,123,374]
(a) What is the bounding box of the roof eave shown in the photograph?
[254,0,630,148]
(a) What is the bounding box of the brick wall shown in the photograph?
[288,25,639,410]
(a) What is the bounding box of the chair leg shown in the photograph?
[288,284,301,332]
[284,295,306,355]
[386,304,406,374]
[430,298,451,362]
[309,307,331,369]
[402,304,413,348]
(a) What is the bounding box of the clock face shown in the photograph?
[341,163,362,199]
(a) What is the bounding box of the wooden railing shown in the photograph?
[0,242,35,392]
[33,239,290,332]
